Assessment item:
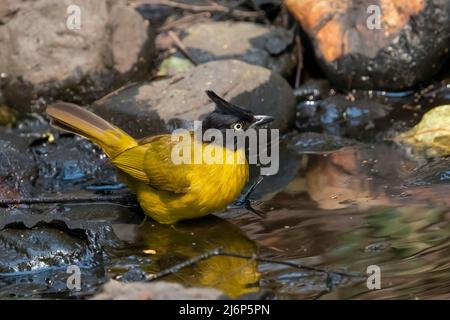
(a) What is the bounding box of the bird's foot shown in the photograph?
[244,200,266,218]
[230,198,266,219]
[230,176,266,218]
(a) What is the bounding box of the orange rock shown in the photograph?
[285,0,424,62]
[284,0,449,90]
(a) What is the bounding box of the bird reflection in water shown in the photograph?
[115,215,260,298]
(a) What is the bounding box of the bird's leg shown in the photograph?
[238,176,264,204]
[138,215,149,228]
[232,176,265,217]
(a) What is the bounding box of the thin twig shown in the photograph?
[158,12,211,32]
[220,251,363,278]
[147,247,225,281]
[168,30,199,65]
[281,5,290,29]
[146,247,364,282]
[249,0,270,25]
[294,33,303,89]
[213,0,249,21]
[0,194,135,207]
[129,0,259,18]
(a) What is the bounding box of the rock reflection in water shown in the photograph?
[227,143,450,299]
[303,145,450,209]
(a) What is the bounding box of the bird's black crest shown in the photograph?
[206,90,254,122]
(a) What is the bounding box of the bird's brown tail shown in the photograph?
[46,102,138,159]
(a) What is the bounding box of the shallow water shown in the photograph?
[1,142,448,299]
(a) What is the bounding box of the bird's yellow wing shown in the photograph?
[112,134,191,194]
[142,135,192,193]
[111,144,149,183]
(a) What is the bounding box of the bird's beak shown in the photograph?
[249,115,274,128]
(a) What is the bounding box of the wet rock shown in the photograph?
[0,115,122,198]
[0,204,130,297]
[1,114,125,193]
[0,226,91,273]
[296,95,391,136]
[286,132,358,154]
[292,78,445,110]
[0,206,125,270]
[419,80,450,107]
[120,267,149,283]
[0,0,155,112]
[179,21,296,77]
[93,59,296,138]
[31,135,117,192]
[0,210,124,298]
[0,204,137,233]
[0,132,36,199]
[285,0,450,90]
[0,208,120,271]
[407,157,450,186]
[293,79,331,101]
[92,280,224,300]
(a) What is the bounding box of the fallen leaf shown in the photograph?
[0,105,18,126]
[157,56,194,76]
[395,105,450,157]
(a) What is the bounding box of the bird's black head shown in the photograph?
[202,90,274,133]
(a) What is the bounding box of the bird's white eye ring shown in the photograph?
[233,123,243,131]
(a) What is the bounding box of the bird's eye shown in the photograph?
[233,123,243,131]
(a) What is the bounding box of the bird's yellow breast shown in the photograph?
[131,141,249,224]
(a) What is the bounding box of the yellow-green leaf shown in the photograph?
[395,105,450,157]
[0,105,17,127]
[157,56,194,76]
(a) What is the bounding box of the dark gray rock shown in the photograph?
[0,226,91,273]
[0,0,155,113]
[0,133,36,199]
[31,135,118,192]
[286,132,359,154]
[120,267,149,283]
[0,115,122,198]
[93,59,296,138]
[0,205,127,299]
[179,21,296,77]
[286,0,450,90]
[296,95,391,136]
[406,157,450,186]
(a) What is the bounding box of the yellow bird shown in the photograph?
[46,91,273,224]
